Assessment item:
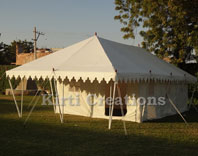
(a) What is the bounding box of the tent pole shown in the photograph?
[62,81,64,122]
[24,76,51,125]
[8,79,21,118]
[135,94,137,122]
[90,95,94,117]
[109,82,112,118]
[189,87,198,112]
[21,78,24,117]
[53,78,63,123]
[141,103,146,118]
[49,79,56,113]
[27,77,50,109]
[27,89,40,109]
[108,81,116,129]
[166,94,188,125]
[117,83,127,135]
[24,95,40,125]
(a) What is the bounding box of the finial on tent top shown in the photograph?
[94,32,97,36]
[52,68,55,72]
[149,70,152,74]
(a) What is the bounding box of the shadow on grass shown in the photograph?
[0,117,197,156]
[145,108,198,123]
[0,98,54,115]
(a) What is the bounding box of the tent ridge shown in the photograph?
[56,36,95,70]
[96,36,116,73]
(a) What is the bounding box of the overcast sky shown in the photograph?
[0,0,142,48]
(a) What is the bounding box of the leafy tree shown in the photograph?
[114,0,198,65]
[0,42,14,65]
[10,40,33,54]
[0,40,33,65]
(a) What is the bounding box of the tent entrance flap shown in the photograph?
[105,82,127,116]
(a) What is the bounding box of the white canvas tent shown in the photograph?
[6,35,197,128]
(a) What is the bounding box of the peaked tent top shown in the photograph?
[6,35,196,83]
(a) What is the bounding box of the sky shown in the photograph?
[0,0,142,48]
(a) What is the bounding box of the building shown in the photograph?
[15,44,62,65]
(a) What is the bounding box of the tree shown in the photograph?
[10,40,34,54]
[0,42,14,65]
[114,0,198,65]
[0,40,33,65]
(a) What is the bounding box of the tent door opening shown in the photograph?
[105,82,127,116]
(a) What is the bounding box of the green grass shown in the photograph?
[0,95,198,156]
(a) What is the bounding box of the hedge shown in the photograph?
[0,65,21,94]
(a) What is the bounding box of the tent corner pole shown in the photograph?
[117,83,128,135]
[21,78,24,117]
[53,77,63,123]
[62,81,64,123]
[188,86,198,112]
[108,81,117,130]
[166,94,188,125]
[8,78,21,118]
[109,83,112,120]
[49,78,56,113]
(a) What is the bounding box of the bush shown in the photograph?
[188,72,198,106]
[179,63,198,106]
[0,65,20,94]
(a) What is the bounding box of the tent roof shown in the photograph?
[6,35,196,83]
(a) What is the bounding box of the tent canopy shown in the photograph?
[6,35,196,83]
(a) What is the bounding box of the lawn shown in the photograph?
[0,95,198,156]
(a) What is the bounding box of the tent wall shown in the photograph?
[56,80,188,123]
[56,79,93,117]
[139,81,188,121]
[122,82,140,122]
[56,80,139,122]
